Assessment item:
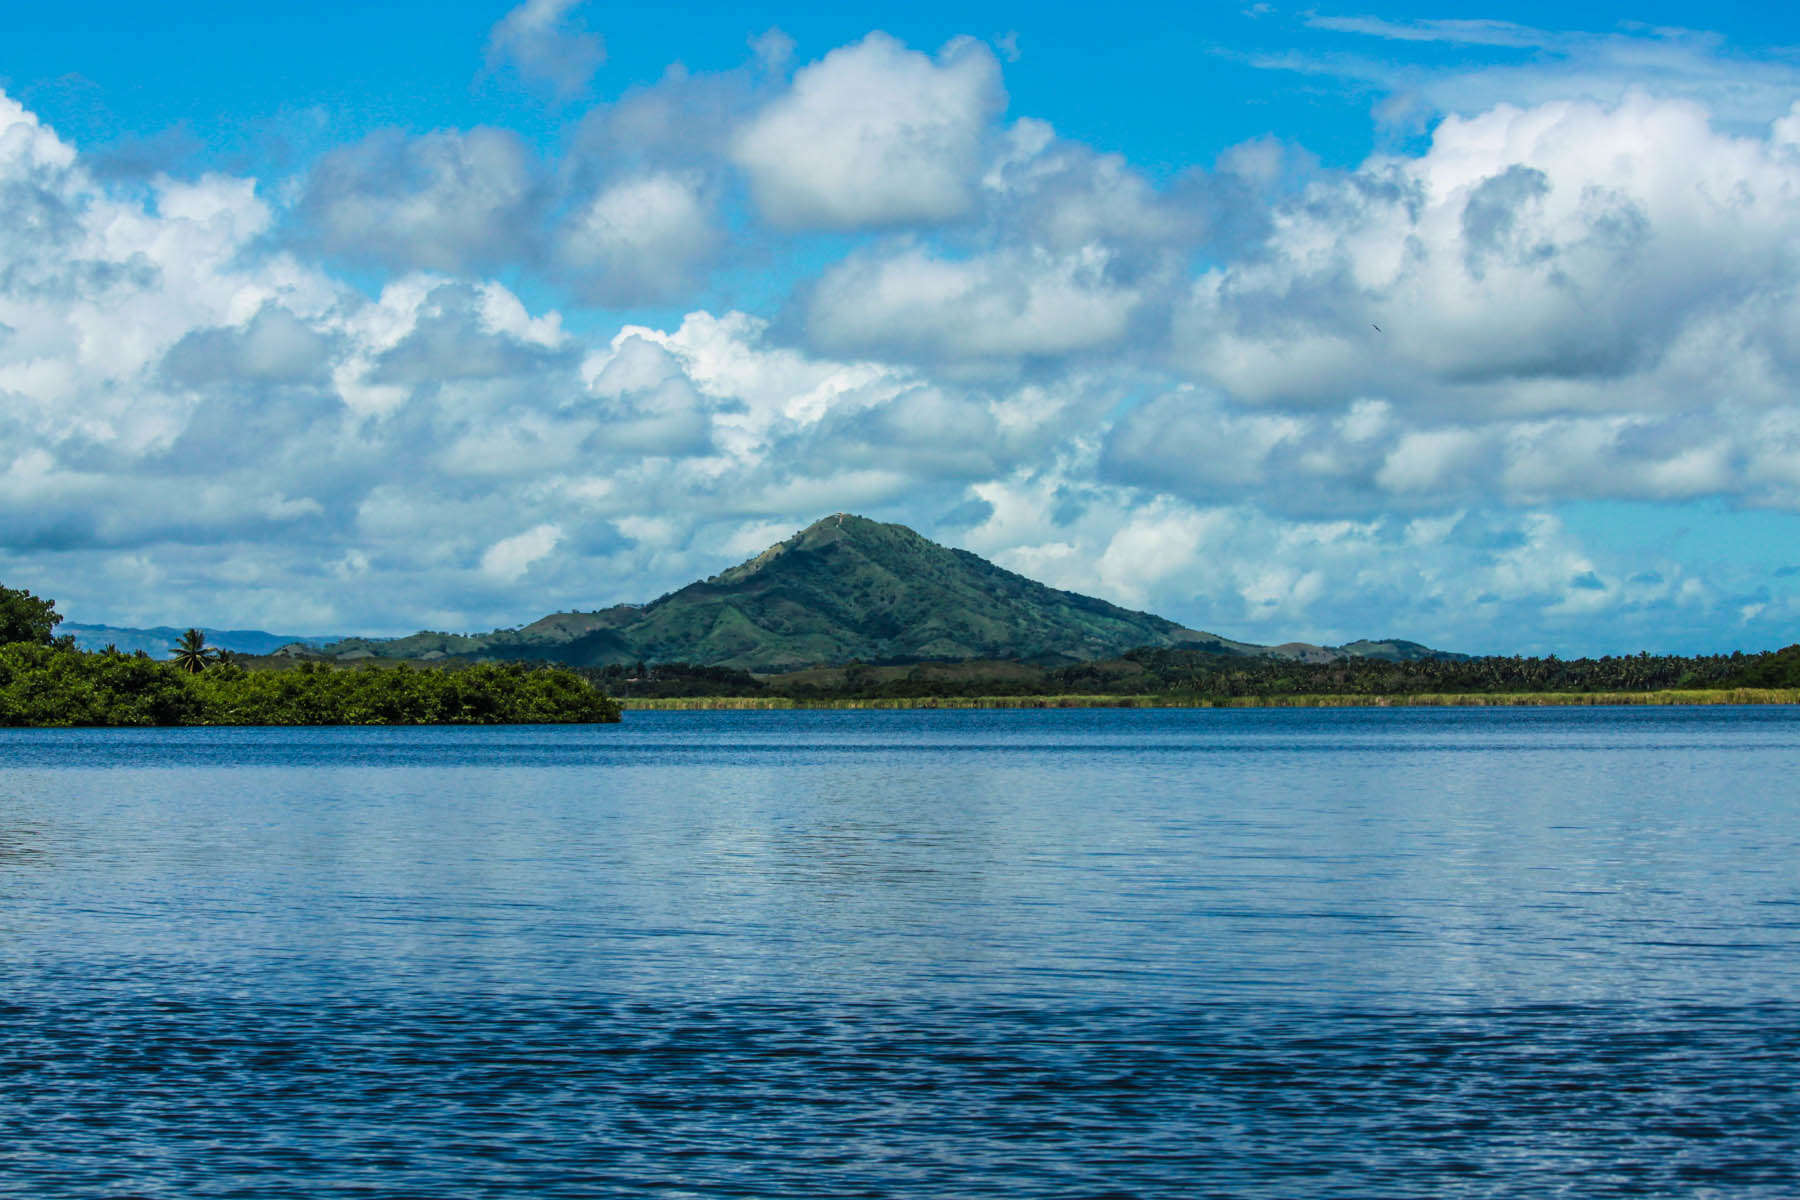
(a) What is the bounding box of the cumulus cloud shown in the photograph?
[0,103,330,462]
[554,172,720,304]
[482,523,564,581]
[1103,390,1796,518]
[162,304,338,388]
[804,243,1145,367]
[599,310,908,450]
[367,280,573,388]
[732,33,1004,229]
[569,57,761,171]
[578,334,718,456]
[295,84,743,303]
[299,127,539,273]
[0,91,626,627]
[982,118,1202,257]
[484,0,605,99]
[788,115,1204,371]
[1172,95,1800,413]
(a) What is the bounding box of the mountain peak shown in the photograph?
[792,512,901,546]
[713,514,915,585]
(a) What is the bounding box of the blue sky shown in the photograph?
[5,3,1800,654]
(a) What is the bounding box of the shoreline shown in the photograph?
[622,688,1800,711]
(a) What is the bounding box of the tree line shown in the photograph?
[0,584,620,726]
[1081,645,1781,697]
[15,576,1799,716]
[583,643,1800,701]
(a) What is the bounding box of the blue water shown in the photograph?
[2,706,1798,1197]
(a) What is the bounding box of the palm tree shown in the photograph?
[170,628,217,673]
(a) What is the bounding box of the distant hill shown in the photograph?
[64,623,344,659]
[1337,639,1464,662]
[295,514,1464,672]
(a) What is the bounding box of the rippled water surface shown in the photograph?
[3,706,1798,1196]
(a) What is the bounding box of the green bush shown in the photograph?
[0,646,620,727]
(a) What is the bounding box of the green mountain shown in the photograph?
[616,515,1250,670]
[298,514,1459,671]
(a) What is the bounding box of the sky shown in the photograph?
[6,3,1800,654]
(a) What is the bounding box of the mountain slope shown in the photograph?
[613,514,1210,670]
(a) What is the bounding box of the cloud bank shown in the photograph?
[5,19,1800,653]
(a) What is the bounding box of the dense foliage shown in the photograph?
[0,643,202,725]
[0,582,619,726]
[583,661,768,698]
[0,645,620,726]
[589,645,1797,701]
[1717,643,1800,688]
[1078,646,1758,698]
[0,584,62,646]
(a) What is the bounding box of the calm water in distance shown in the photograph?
[2,706,1797,1197]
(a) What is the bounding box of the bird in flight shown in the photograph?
[1371,323,1383,333]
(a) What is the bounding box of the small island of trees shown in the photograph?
[0,585,620,727]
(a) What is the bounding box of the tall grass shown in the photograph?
[622,688,1800,712]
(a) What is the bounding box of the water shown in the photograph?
[2,706,1797,1197]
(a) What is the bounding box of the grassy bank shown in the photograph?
[623,688,1800,711]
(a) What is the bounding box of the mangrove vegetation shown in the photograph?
[0,586,620,727]
[583,643,1800,706]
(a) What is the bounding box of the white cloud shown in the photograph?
[982,118,1198,254]
[300,127,539,273]
[481,523,564,581]
[0,90,77,173]
[476,281,565,349]
[1376,429,1489,494]
[804,243,1143,365]
[1174,94,1800,418]
[732,33,1004,229]
[1102,391,1791,517]
[484,0,605,99]
[597,311,911,458]
[0,112,324,464]
[555,172,720,303]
